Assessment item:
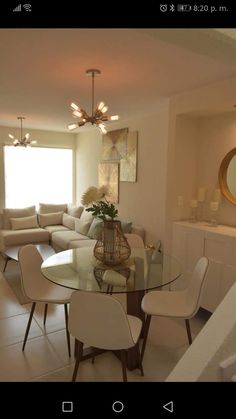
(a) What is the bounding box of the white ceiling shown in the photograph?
[1,28,236,132]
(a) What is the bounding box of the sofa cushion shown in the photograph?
[39,203,67,214]
[44,225,69,234]
[3,206,36,229]
[0,228,49,247]
[87,218,103,240]
[74,219,91,236]
[10,215,39,230]
[67,205,84,218]
[62,213,75,230]
[51,230,88,250]
[68,239,96,249]
[39,211,63,228]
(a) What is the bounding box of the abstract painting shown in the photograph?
[120,131,138,182]
[98,162,119,203]
[102,128,128,161]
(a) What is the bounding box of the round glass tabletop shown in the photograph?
[41,247,182,293]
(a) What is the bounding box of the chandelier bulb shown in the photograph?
[68,69,119,133]
[109,115,119,121]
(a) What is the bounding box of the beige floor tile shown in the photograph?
[46,329,75,365]
[30,366,72,382]
[0,335,64,381]
[33,303,67,334]
[0,275,29,319]
[0,313,43,348]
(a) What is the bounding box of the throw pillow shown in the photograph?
[87,218,104,240]
[62,213,75,230]
[120,220,132,233]
[10,215,39,230]
[3,205,36,229]
[39,203,67,214]
[39,211,63,228]
[80,209,94,223]
[74,219,91,236]
[67,205,84,218]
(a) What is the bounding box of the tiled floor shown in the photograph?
[0,257,211,382]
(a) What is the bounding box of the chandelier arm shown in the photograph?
[92,71,95,118]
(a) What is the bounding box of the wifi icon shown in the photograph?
[23,4,32,12]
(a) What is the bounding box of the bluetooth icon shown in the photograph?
[170,4,175,11]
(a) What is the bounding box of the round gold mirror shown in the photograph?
[219,147,236,205]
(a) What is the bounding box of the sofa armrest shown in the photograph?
[0,213,3,230]
[131,225,145,242]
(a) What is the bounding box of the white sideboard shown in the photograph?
[171,221,236,312]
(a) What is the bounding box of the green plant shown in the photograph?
[81,186,118,220]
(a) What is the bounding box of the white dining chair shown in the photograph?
[141,256,209,360]
[68,290,144,382]
[18,244,73,356]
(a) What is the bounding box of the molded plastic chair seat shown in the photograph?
[68,291,144,382]
[141,290,197,319]
[141,256,209,360]
[18,244,73,356]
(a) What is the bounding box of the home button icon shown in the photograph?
[112,401,125,413]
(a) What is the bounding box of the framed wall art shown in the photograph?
[102,128,128,161]
[98,162,119,203]
[120,131,138,182]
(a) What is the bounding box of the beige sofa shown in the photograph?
[0,203,145,252]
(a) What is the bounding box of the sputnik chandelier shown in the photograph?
[9,117,37,147]
[68,69,119,134]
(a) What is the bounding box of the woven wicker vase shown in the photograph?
[94,220,131,266]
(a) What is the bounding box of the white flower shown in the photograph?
[81,186,99,206]
[97,185,110,200]
[81,185,110,206]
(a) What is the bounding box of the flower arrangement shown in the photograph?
[81,185,118,220]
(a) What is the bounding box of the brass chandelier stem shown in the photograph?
[91,71,95,118]
[18,116,25,141]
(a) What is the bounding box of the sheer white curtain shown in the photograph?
[4,146,73,208]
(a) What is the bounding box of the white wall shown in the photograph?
[197,113,236,226]
[76,101,170,244]
[165,75,236,251]
[173,116,199,221]
[0,125,76,208]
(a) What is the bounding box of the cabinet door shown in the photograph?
[171,224,204,290]
[200,260,222,312]
[202,232,235,311]
[220,264,236,302]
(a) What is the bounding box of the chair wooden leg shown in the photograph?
[3,256,9,272]
[43,304,48,326]
[72,340,84,382]
[120,350,127,382]
[74,338,78,357]
[185,319,192,345]
[136,343,144,376]
[141,315,151,361]
[64,304,71,357]
[22,302,36,351]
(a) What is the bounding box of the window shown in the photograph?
[4,146,73,208]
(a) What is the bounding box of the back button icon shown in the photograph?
[163,401,174,413]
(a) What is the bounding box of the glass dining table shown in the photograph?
[41,246,182,370]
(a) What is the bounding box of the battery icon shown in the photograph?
[177,4,191,11]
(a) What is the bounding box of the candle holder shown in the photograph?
[189,200,198,223]
[197,201,204,222]
[210,212,218,227]
[209,201,219,227]
[189,207,197,223]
